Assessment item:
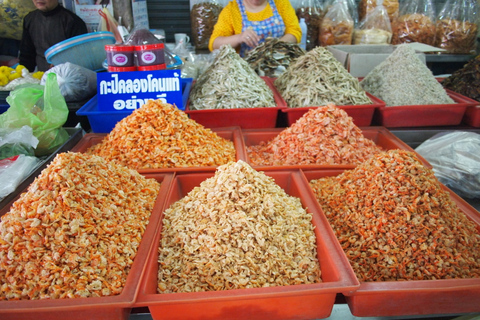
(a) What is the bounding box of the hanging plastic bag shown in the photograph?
[40,62,97,103]
[391,0,436,45]
[296,0,323,50]
[190,0,224,50]
[358,0,399,24]
[0,73,69,157]
[0,154,40,202]
[415,131,480,199]
[353,0,392,44]
[323,0,359,27]
[435,0,479,54]
[98,6,124,43]
[0,126,39,160]
[319,0,354,46]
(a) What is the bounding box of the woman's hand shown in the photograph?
[241,28,260,48]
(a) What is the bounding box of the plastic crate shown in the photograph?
[0,173,174,320]
[184,77,286,129]
[133,170,360,320]
[242,127,432,170]
[70,127,248,173]
[302,169,480,318]
[280,92,385,127]
[372,90,471,128]
[76,78,192,133]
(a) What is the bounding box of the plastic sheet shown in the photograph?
[415,131,480,199]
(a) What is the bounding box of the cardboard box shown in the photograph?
[327,45,426,78]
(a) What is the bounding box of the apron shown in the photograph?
[237,0,286,56]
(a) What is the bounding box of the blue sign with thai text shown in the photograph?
[96,69,183,111]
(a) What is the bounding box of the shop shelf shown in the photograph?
[241,126,431,171]
[0,173,175,320]
[184,77,286,129]
[69,127,247,174]
[76,78,193,133]
[133,170,360,320]
[301,169,480,318]
[372,90,471,128]
[280,92,385,127]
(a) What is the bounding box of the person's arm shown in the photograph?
[276,0,301,43]
[18,14,37,72]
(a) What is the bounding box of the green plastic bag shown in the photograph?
[0,73,69,156]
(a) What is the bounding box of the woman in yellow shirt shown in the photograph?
[209,0,301,56]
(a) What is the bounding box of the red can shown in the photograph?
[105,44,135,67]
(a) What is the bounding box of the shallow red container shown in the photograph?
[372,90,470,127]
[134,170,360,320]
[0,173,175,320]
[446,91,480,128]
[185,77,286,129]
[280,92,385,127]
[242,126,432,170]
[70,127,247,173]
[302,169,480,318]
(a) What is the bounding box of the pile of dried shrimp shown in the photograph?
[158,160,321,293]
[87,99,236,169]
[310,149,480,282]
[247,104,383,166]
[0,152,161,300]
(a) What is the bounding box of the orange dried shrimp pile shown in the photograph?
[247,104,382,166]
[87,99,236,169]
[310,149,480,282]
[0,152,161,300]
[158,160,321,293]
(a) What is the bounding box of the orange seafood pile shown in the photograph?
[247,104,383,166]
[87,100,236,169]
[310,149,480,282]
[0,152,161,300]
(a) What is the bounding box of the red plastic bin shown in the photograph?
[184,77,286,129]
[372,90,470,128]
[134,170,360,320]
[280,92,385,127]
[242,126,432,170]
[446,91,480,128]
[0,173,174,320]
[70,127,248,173]
[302,169,480,318]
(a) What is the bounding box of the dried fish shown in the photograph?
[360,44,454,106]
[244,38,306,77]
[189,45,276,110]
[158,160,321,293]
[274,46,372,108]
[442,54,480,101]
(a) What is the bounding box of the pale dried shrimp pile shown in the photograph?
[360,44,454,106]
[157,160,321,293]
[274,46,372,108]
[309,149,480,282]
[87,99,236,169]
[188,45,276,110]
[244,38,305,77]
[0,152,161,300]
[247,104,382,166]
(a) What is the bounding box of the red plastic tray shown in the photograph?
[134,170,360,320]
[280,92,385,127]
[302,169,480,318]
[0,173,174,320]
[446,91,480,128]
[70,127,247,173]
[184,77,286,129]
[372,90,470,128]
[242,127,432,170]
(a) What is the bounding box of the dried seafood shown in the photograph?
[442,54,480,101]
[319,18,354,46]
[0,152,160,300]
[435,18,478,54]
[274,46,372,108]
[247,104,383,166]
[87,99,236,169]
[189,45,276,110]
[157,160,321,293]
[310,149,480,282]
[360,44,454,106]
[353,28,392,44]
[391,13,436,45]
[190,1,223,50]
[359,0,399,22]
[244,38,306,77]
[296,5,323,50]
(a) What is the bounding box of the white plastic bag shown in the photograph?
[415,131,480,199]
[0,125,39,159]
[0,154,40,202]
[41,62,97,102]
